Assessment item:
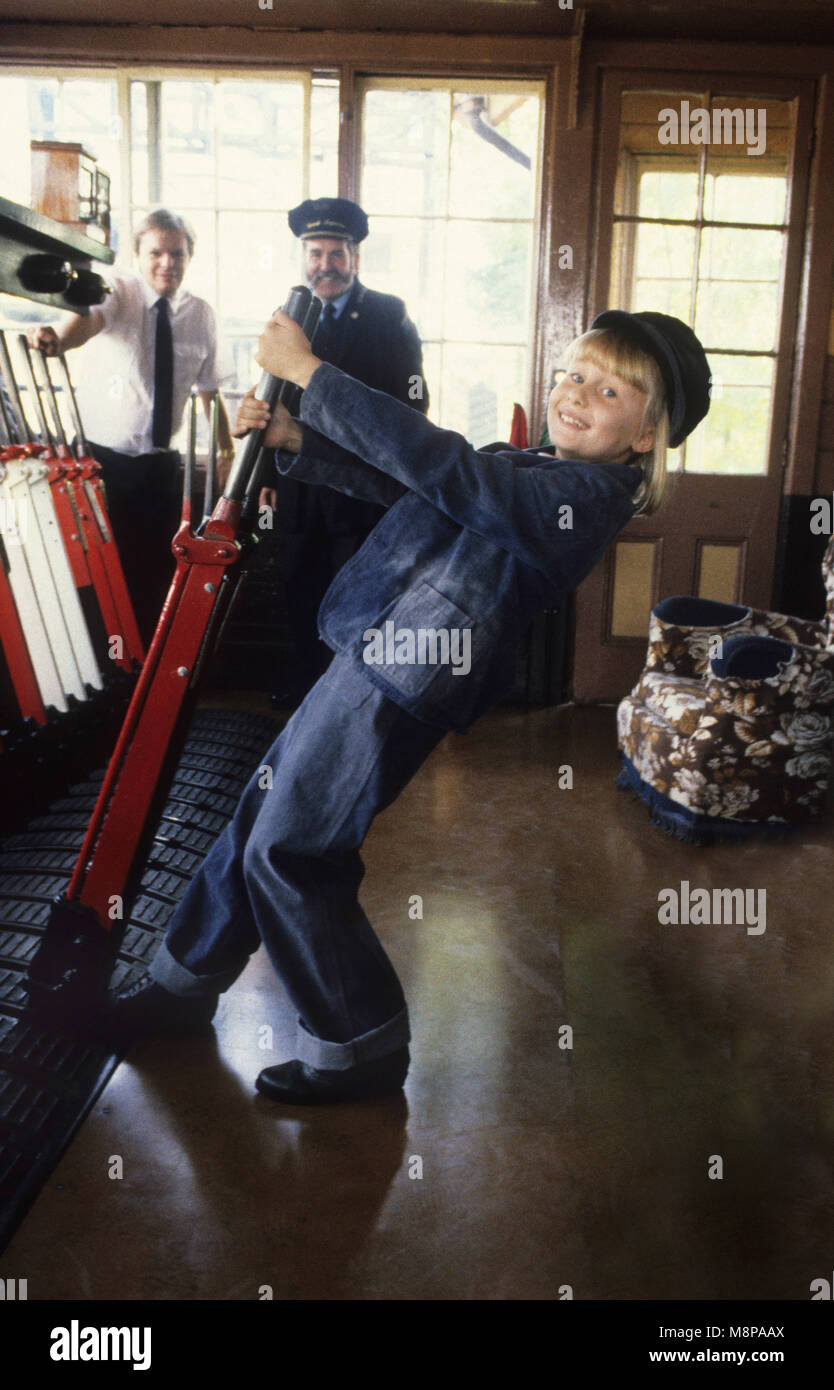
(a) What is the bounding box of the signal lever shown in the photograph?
[26,285,320,1020]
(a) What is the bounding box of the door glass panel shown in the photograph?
[610,540,658,638]
[704,170,788,225]
[686,355,774,475]
[616,92,703,213]
[631,223,696,318]
[610,89,793,476]
[636,170,700,220]
[698,544,742,602]
[696,229,785,351]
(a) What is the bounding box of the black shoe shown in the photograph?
[96,973,219,1047]
[255,1047,410,1105]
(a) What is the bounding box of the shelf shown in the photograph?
[0,195,114,315]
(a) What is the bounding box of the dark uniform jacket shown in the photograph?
[312,279,428,411]
[276,278,427,532]
[276,363,641,732]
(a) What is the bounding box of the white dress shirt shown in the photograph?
[71,273,234,456]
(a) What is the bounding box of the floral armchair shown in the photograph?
[616,536,834,842]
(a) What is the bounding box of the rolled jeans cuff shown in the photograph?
[296,1008,410,1071]
[149,938,246,997]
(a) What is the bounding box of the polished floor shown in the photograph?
[3,700,833,1300]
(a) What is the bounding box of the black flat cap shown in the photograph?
[288,198,369,244]
[591,310,712,448]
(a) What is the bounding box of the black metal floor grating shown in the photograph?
[0,707,280,1254]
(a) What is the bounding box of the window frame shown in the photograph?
[591,69,815,487]
[354,72,546,438]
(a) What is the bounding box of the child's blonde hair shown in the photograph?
[563,327,671,515]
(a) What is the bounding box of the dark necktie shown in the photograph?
[317,301,337,357]
[152,297,174,449]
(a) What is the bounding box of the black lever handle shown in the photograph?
[223,285,320,505]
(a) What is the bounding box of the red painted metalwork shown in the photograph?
[0,444,48,724]
[71,452,145,668]
[66,511,241,912]
[28,285,319,1014]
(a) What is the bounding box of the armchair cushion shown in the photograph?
[617,636,834,842]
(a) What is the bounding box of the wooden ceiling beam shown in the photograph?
[0,24,569,69]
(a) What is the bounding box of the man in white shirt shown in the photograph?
[29,208,235,642]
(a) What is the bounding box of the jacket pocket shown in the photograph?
[359,582,475,699]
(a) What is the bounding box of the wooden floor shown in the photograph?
[4,701,833,1301]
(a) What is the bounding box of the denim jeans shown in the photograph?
[150,653,446,1070]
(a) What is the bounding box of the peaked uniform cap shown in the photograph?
[591,310,712,448]
[288,198,369,244]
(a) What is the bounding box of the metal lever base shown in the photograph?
[26,896,120,1020]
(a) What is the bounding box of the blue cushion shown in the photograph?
[710,634,794,679]
[654,595,749,627]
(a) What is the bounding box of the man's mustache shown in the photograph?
[311,269,352,286]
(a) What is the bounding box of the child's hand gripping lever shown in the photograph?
[217,286,321,519]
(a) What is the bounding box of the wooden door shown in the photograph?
[574,72,814,703]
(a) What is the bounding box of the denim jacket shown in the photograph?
[275,363,640,731]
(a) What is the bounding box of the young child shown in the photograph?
[102,309,711,1104]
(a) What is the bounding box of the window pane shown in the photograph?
[359,215,444,341]
[612,86,792,477]
[131,82,149,207]
[449,93,539,219]
[686,355,774,476]
[162,82,214,208]
[217,211,296,322]
[442,343,527,447]
[1,77,33,204]
[217,81,305,210]
[310,78,339,199]
[695,228,784,351]
[362,89,450,217]
[445,220,532,344]
[19,77,122,223]
[27,78,60,142]
[360,79,541,431]
[175,208,216,305]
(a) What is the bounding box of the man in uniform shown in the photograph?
[265,196,428,698]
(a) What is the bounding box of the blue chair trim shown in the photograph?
[616,754,801,845]
[654,595,750,627]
